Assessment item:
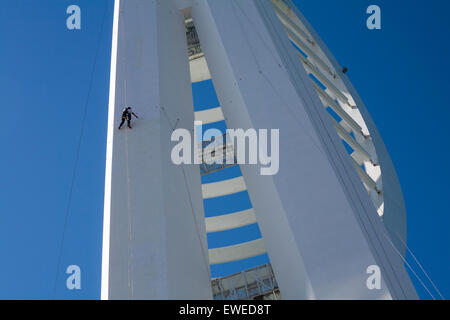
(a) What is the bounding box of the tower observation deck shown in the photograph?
[102,0,417,300]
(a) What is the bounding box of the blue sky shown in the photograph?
[0,0,449,300]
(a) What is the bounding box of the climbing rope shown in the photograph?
[392,231,445,300]
[381,231,437,300]
[52,1,110,298]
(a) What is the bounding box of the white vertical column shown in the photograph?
[157,0,211,300]
[102,0,211,300]
[192,0,416,299]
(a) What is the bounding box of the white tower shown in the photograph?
[102,0,418,300]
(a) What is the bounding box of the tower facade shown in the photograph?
[102,0,417,300]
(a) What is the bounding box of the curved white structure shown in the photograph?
[102,0,417,300]
[272,0,408,256]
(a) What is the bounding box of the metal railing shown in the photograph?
[211,263,280,300]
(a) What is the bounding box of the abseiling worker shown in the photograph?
[118,106,139,130]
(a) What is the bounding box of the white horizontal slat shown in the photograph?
[195,107,225,125]
[312,81,363,134]
[351,158,379,193]
[205,209,257,233]
[272,1,313,45]
[208,239,266,265]
[351,151,365,166]
[299,53,355,108]
[277,10,335,79]
[202,176,246,199]
[330,117,374,164]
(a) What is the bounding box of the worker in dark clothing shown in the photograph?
[118,107,139,129]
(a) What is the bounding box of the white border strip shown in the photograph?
[101,0,121,301]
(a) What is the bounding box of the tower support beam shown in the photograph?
[192,0,417,300]
[102,0,211,300]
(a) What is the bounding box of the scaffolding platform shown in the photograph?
[211,264,280,300]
